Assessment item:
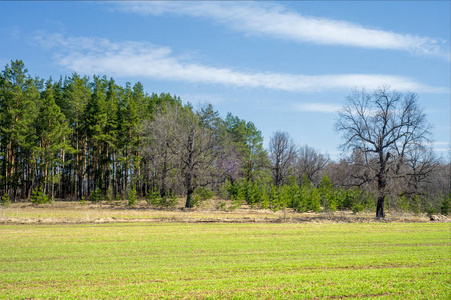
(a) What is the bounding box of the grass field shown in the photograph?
[1,222,450,299]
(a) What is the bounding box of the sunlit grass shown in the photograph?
[1,222,449,299]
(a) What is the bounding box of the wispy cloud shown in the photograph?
[433,141,451,153]
[294,103,341,113]
[181,93,229,105]
[33,32,446,93]
[116,2,450,60]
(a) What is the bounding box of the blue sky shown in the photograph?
[1,1,450,160]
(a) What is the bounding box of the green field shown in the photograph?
[1,223,450,299]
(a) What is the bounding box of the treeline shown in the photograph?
[0,60,181,203]
[0,60,449,214]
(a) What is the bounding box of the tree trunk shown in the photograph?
[161,146,168,198]
[376,196,385,219]
[185,186,195,208]
[185,170,194,208]
[376,153,388,219]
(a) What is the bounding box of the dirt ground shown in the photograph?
[0,199,449,225]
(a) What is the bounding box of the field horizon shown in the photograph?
[1,200,450,225]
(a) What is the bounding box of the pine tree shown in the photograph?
[318,175,336,212]
[36,80,71,200]
[63,73,91,199]
[0,60,39,200]
[84,76,108,195]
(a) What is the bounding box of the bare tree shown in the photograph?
[325,149,375,190]
[144,104,228,208]
[269,131,297,187]
[142,105,178,198]
[335,87,432,219]
[295,145,329,186]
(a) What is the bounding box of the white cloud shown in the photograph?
[181,93,229,105]
[34,33,446,93]
[116,2,450,59]
[433,141,451,146]
[433,141,451,153]
[294,103,341,113]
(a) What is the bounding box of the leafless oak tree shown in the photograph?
[142,105,178,198]
[335,87,433,219]
[295,145,329,186]
[269,131,297,187]
[143,104,229,208]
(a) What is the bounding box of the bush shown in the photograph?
[398,195,410,212]
[194,187,213,201]
[106,186,114,203]
[440,195,450,215]
[31,187,49,204]
[309,188,322,212]
[147,187,178,209]
[269,185,281,212]
[217,181,230,200]
[160,191,178,209]
[217,201,227,211]
[226,180,239,200]
[146,187,161,205]
[335,188,356,210]
[260,187,269,209]
[410,195,421,214]
[318,175,336,212]
[351,203,364,214]
[128,187,137,207]
[229,198,245,211]
[1,193,10,207]
[89,188,102,203]
[246,182,261,205]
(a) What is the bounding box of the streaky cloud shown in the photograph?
[294,103,341,113]
[116,2,450,60]
[34,33,447,94]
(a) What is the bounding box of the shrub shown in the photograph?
[106,186,114,203]
[246,182,261,205]
[1,193,10,207]
[399,195,410,212]
[318,175,336,212]
[410,195,421,214]
[226,180,239,200]
[310,188,322,212]
[260,187,269,209]
[147,187,178,209]
[269,185,281,212]
[128,187,137,207]
[335,188,353,210]
[89,188,102,203]
[194,187,213,201]
[292,188,306,212]
[440,195,450,215]
[295,186,310,212]
[351,203,364,214]
[146,187,161,205]
[217,181,230,200]
[217,201,227,211]
[229,198,245,211]
[160,191,178,209]
[31,187,49,204]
